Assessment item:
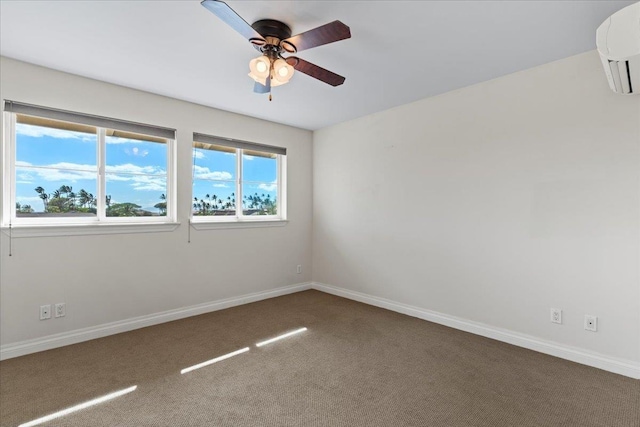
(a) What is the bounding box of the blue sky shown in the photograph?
[15,123,277,213]
[193,147,277,210]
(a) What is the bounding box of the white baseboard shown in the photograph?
[0,282,312,361]
[4,281,638,380]
[311,282,640,380]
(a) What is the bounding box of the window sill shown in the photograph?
[1,222,180,238]
[190,219,288,230]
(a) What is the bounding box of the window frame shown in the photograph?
[191,134,287,225]
[2,110,177,228]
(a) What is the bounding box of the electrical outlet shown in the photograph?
[40,305,51,320]
[55,303,66,318]
[584,315,598,332]
[296,265,302,274]
[550,308,562,324]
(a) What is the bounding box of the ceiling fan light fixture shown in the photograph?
[248,73,267,86]
[249,55,271,82]
[273,58,295,84]
[271,76,289,87]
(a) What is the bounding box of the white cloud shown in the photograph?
[193,165,232,181]
[16,163,96,183]
[15,162,166,193]
[243,155,255,161]
[212,183,229,188]
[193,150,206,159]
[129,175,166,192]
[133,183,165,191]
[105,136,144,144]
[105,165,166,192]
[16,124,95,141]
[105,163,165,175]
[124,147,149,157]
[15,195,43,205]
[16,171,35,184]
[258,181,277,192]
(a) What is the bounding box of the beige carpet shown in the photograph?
[1,290,638,427]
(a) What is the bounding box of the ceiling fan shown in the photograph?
[201,0,351,100]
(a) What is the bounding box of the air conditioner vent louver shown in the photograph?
[608,60,633,94]
[596,2,640,95]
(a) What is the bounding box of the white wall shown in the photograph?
[0,57,313,347]
[312,51,640,365]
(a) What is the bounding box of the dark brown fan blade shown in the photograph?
[282,21,350,52]
[286,57,345,86]
[201,0,265,42]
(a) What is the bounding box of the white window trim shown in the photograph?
[190,146,287,226]
[0,222,180,238]
[2,112,178,232]
[190,219,287,231]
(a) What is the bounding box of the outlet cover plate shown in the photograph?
[550,308,562,324]
[584,315,597,332]
[54,303,66,318]
[40,305,51,320]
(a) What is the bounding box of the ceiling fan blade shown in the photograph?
[201,0,265,42]
[286,57,346,86]
[253,77,271,94]
[254,82,268,94]
[282,21,350,52]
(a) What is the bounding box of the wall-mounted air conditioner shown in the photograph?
[596,2,640,95]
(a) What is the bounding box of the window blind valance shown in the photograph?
[193,132,286,156]
[4,100,176,140]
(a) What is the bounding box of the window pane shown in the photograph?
[16,116,97,170]
[242,182,277,216]
[15,167,97,218]
[105,130,167,217]
[192,143,237,216]
[105,174,167,217]
[242,150,277,216]
[242,151,276,183]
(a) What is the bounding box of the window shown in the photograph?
[2,101,176,226]
[192,133,286,223]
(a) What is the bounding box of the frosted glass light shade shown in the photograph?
[248,73,267,86]
[272,58,294,84]
[248,56,271,83]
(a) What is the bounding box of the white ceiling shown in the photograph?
[0,1,633,130]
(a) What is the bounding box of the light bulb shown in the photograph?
[272,58,294,85]
[249,55,270,83]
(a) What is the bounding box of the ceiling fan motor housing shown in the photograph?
[251,19,292,48]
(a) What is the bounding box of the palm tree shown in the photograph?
[78,189,90,207]
[68,190,76,210]
[35,186,49,210]
[193,197,208,215]
[16,203,34,213]
[154,193,167,216]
